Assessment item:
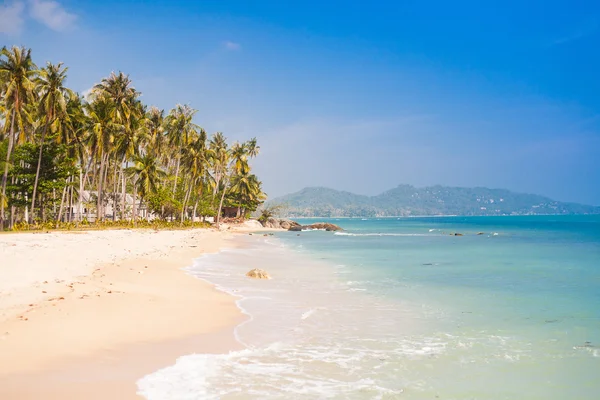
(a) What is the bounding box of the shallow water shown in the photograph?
[138,216,600,399]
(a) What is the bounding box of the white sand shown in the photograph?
[0,226,257,399]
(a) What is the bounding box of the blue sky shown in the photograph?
[1,0,599,205]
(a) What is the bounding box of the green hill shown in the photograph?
[268,185,600,217]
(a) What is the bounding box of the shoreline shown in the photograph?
[0,226,259,399]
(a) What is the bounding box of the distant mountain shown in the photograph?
[268,185,600,217]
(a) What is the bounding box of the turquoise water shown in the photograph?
[290,216,600,398]
[139,215,600,399]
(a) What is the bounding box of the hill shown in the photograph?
[268,185,600,217]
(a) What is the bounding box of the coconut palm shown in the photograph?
[0,46,37,229]
[94,72,142,220]
[85,94,119,221]
[208,132,232,228]
[93,72,139,126]
[231,142,249,175]
[180,128,207,221]
[30,62,74,221]
[128,154,166,220]
[246,137,260,158]
[230,171,266,217]
[62,95,90,221]
[208,131,229,199]
[145,106,167,158]
[166,104,197,195]
[115,102,146,220]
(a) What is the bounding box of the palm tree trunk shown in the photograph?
[77,169,83,222]
[102,153,110,220]
[11,174,18,228]
[97,153,106,222]
[0,110,17,230]
[193,199,199,222]
[173,148,181,195]
[216,176,229,229]
[79,152,95,221]
[57,178,68,223]
[145,195,151,222]
[120,157,127,221]
[112,159,119,221]
[30,124,48,223]
[41,193,46,222]
[132,176,137,223]
[10,205,16,230]
[181,183,192,222]
[68,181,74,222]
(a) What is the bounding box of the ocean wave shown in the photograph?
[334,232,436,237]
[138,338,442,399]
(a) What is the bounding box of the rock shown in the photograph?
[279,219,301,230]
[454,233,463,236]
[245,268,271,280]
[241,219,264,230]
[288,222,343,232]
[477,232,485,235]
[262,217,281,229]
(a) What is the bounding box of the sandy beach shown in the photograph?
[0,227,253,399]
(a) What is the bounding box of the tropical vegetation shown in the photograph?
[0,46,266,231]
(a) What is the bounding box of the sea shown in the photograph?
[137,215,600,399]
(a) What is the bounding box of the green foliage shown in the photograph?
[195,192,216,217]
[9,219,211,232]
[7,142,77,214]
[257,203,286,223]
[146,186,182,220]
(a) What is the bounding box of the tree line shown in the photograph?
[0,46,266,230]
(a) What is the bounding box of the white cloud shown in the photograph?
[224,41,241,51]
[0,1,25,35]
[28,0,76,31]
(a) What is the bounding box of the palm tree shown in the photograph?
[30,62,74,222]
[246,137,260,158]
[93,72,139,126]
[85,94,119,221]
[231,142,249,175]
[115,102,146,220]
[94,72,141,220]
[180,128,207,221]
[166,104,197,195]
[128,154,166,221]
[0,46,37,229]
[145,106,167,158]
[230,171,266,217]
[208,132,231,228]
[208,131,228,199]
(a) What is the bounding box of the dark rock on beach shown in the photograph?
[289,222,343,232]
[260,217,301,230]
[259,217,342,232]
[279,219,301,230]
